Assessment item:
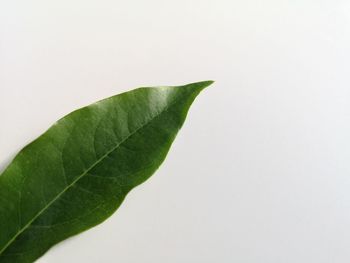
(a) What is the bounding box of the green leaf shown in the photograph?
[0,81,213,263]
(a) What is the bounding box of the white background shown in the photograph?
[1,1,350,262]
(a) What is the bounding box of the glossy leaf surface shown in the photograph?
[0,81,212,263]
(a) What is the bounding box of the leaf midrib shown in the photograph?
[0,96,178,255]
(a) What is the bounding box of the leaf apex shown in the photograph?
[194,80,215,87]
[182,80,215,92]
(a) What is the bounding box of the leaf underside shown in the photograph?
[0,81,212,263]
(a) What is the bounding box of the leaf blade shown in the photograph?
[0,81,212,263]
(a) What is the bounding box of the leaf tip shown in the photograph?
[197,80,215,88]
[184,80,215,92]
